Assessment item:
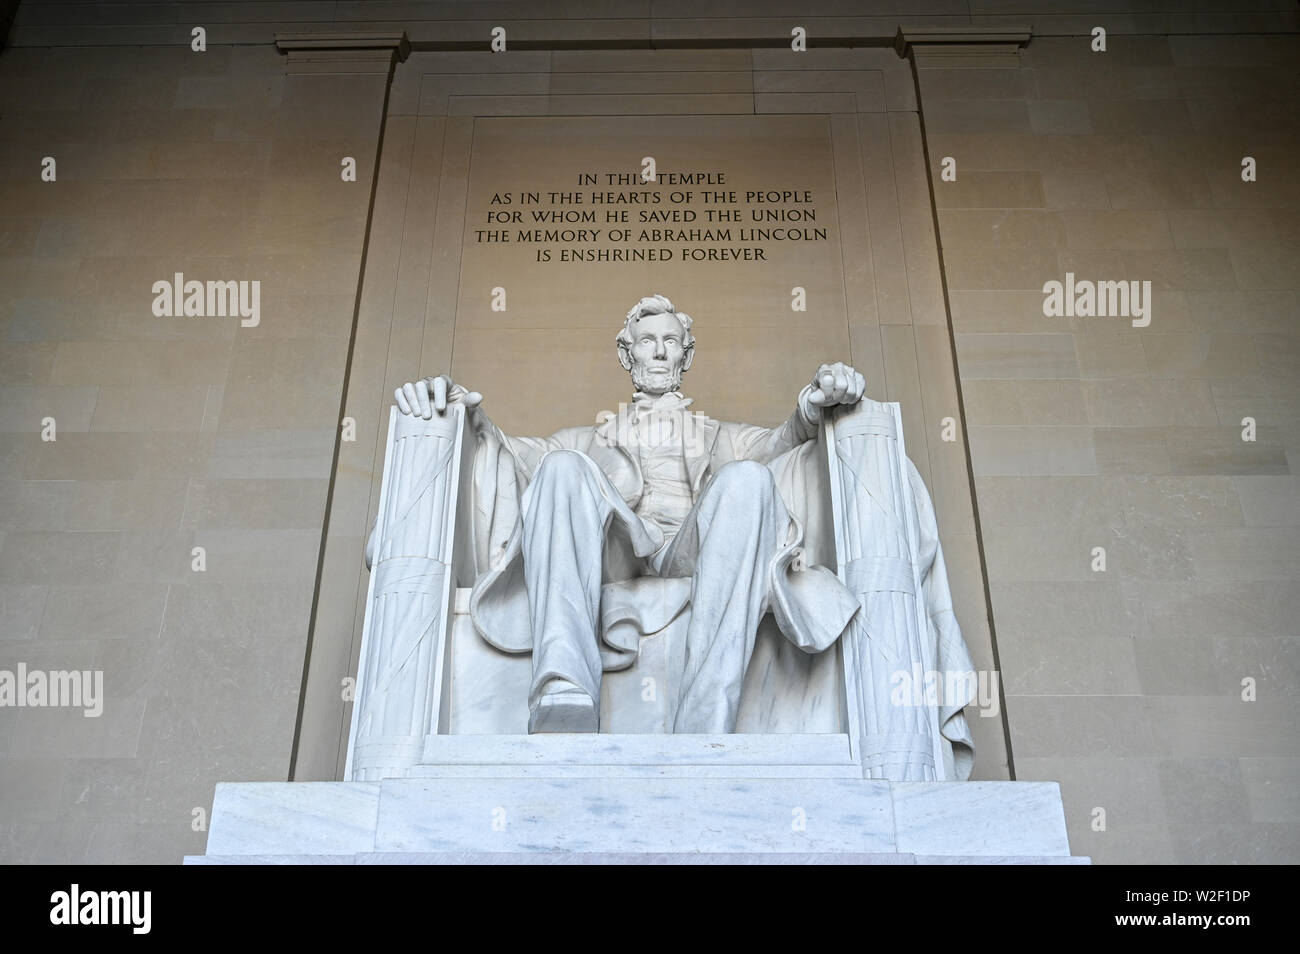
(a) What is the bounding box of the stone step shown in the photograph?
[194,777,1086,863]
[187,851,1090,865]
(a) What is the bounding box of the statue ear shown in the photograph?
[617,342,632,371]
[682,344,694,373]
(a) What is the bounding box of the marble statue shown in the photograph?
[380,294,974,772]
[197,289,1079,855]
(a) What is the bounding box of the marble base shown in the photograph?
[189,778,1088,864]
[188,851,1089,865]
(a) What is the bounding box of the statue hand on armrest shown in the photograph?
[804,361,867,417]
[394,375,483,419]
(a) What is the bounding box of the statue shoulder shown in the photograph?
[557,421,605,449]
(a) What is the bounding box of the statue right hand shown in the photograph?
[395,375,484,419]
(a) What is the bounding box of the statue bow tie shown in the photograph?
[630,391,694,419]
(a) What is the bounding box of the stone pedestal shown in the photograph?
[189,778,1088,864]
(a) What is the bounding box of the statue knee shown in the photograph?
[534,449,590,483]
[529,451,604,513]
[713,459,776,493]
[705,461,779,515]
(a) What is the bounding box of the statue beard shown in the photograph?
[630,362,684,395]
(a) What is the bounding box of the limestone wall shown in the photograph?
[917,29,1300,864]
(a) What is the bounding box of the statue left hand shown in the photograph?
[807,362,866,409]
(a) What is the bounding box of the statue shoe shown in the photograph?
[527,683,599,734]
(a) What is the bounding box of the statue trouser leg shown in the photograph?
[520,450,615,732]
[666,460,790,733]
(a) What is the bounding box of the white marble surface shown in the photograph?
[187,852,1089,865]
[893,781,1072,857]
[352,851,922,865]
[405,764,863,779]
[187,854,360,865]
[196,777,1082,862]
[373,777,896,854]
[418,731,854,765]
[204,781,381,856]
[911,855,1090,865]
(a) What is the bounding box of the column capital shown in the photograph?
[274,31,411,72]
[894,25,1030,68]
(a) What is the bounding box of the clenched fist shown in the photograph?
[394,375,483,420]
[806,362,866,410]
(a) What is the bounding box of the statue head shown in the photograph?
[616,294,695,395]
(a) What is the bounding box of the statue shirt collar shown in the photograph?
[630,390,694,416]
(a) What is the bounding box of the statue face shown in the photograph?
[627,312,688,394]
